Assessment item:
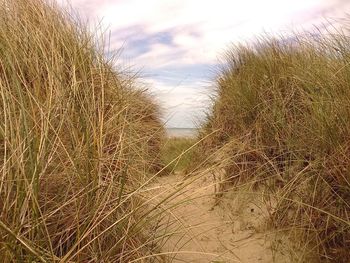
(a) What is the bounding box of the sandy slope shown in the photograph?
[149,172,290,263]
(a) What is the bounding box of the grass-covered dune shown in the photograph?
[0,0,164,261]
[198,31,350,261]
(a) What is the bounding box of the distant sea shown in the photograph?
[166,128,198,138]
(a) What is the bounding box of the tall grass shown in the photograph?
[160,138,196,173]
[0,0,165,261]
[198,28,350,262]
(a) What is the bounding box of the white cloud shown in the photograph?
[145,79,213,128]
[101,0,350,67]
[62,0,350,60]
[59,0,350,127]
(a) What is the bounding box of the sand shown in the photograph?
[148,171,291,263]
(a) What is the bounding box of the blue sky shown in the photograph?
[59,0,350,128]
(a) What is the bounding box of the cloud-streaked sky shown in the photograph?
[60,0,350,128]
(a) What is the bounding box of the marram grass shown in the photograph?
[0,0,165,261]
[198,29,350,262]
[160,137,196,173]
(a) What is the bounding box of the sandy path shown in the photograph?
[149,172,289,263]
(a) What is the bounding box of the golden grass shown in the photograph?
[0,0,165,261]
[197,28,350,262]
[160,137,197,174]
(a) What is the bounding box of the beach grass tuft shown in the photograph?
[0,0,165,261]
[197,26,350,262]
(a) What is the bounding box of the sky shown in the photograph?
[59,0,350,128]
